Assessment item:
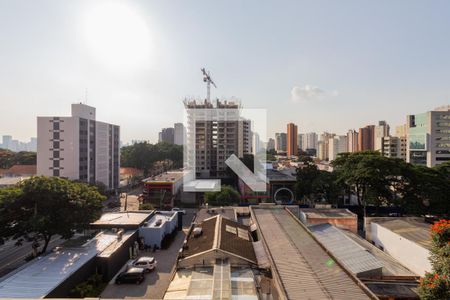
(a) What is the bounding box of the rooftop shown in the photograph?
[144,211,176,228]
[373,218,431,249]
[195,207,237,223]
[300,208,357,219]
[266,169,296,182]
[181,215,257,265]
[0,176,29,186]
[309,223,383,277]
[251,207,374,300]
[143,171,185,183]
[91,211,153,227]
[0,231,131,298]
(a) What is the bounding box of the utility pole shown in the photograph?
[201,68,217,101]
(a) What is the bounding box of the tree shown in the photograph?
[295,156,320,205]
[0,176,105,253]
[0,149,36,169]
[418,219,450,299]
[204,185,241,206]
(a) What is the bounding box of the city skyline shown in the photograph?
[1,1,450,143]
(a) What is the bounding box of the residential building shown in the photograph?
[302,132,318,152]
[381,136,407,160]
[328,135,348,161]
[266,138,275,151]
[0,135,37,152]
[287,123,298,156]
[374,120,390,151]
[347,129,359,152]
[1,135,12,150]
[406,105,450,167]
[318,132,334,160]
[184,99,248,178]
[297,133,303,150]
[37,103,120,190]
[358,125,375,151]
[395,124,407,138]
[159,127,175,144]
[275,132,287,152]
[173,123,185,145]
[240,119,252,155]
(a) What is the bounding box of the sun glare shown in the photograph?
[82,2,151,70]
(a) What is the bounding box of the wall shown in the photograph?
[371,223,431,276]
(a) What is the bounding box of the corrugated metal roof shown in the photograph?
[309,223,383,277]
[373,218,431,249]
[252,207,373,300]
[342,230,417,277]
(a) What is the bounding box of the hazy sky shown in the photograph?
[1,0,449,143]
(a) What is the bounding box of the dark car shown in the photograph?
[115,267,145,285]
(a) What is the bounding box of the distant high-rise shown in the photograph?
[2,135,12,150]
[406,105,450,167]
[297,134,303,151]
[358,125,375,151]
[374,121,390,151]
[159,127,175,144]
[287,123,298,156]
[275,133,287,152]
[381,136,407,160]
[395,124,407,138]
[302,132,318,151]
[174,123,185,145]
[266,138,275,151]
[329,135,348,161]
[318,132,335,160]
[347,130,359,152]
[37,103,120,190]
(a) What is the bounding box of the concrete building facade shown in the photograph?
[374,121,390,151]
[328,135,348,161]
[37,104,120,190]
[406,105,450,167]
[358,125,375,151]
[275,132,287,152]
[347,129,359,153]
[174,123,185,145]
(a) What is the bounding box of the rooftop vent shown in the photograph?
[193,227,203,237]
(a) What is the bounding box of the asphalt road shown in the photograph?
[0,236,63,278]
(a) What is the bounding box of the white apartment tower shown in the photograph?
[329,135,348,161]
[174,123,186,145]
[37,103,120,190]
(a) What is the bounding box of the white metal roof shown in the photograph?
[0,232,119,298]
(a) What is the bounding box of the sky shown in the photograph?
[1,0,449,143]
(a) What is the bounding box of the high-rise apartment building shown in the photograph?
[302,132,318,151]
[275,133,287,152]
[346,130,359,152]
[329,135,348,161]
[287,123,298,156]
[184,99,250,178]
[297,133,303,151]
[381,136,407,160]
[358,125,375,151]
[266,138,275,151]
[174,123,185,145]
[395,124,407,138]
[374,121,390,151]
[159,127,175,144]
[37,103,120,190]
[406,105,450,167]
[318,132,335,160]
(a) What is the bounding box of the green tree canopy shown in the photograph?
[204,185,241,206]
[0,149,36,169]
[0,176,105,253]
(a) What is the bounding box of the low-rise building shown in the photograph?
[142,170,185,208]
[91,211,154,230]
[139,211,178,248]
[367,217,432,276]
[298,208,358,234]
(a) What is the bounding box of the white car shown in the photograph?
[128,257,157,272]
[171,207,186,215]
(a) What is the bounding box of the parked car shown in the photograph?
[128,256,157,272]
[115,267,145,285]
[171,207,186,215]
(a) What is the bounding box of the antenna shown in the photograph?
[201,68,217,101]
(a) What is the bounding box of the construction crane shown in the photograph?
[201,68,217,101]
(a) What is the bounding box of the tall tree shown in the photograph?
[0,176,105,253]
[204,185,241,206]
[295,156,321,205]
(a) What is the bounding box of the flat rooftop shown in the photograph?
[0,231,131,298]
[301,208,357,219]
[373,218,431,249]
[251,207,374,300]
[144,211,176,228]
[266,169,296,181]
[91,211,153,227]
[143,171,185,183]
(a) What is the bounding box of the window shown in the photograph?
[53,151,59,158]
[53,132,60,140]
[53,160,60,168]
[53,141,59,149]
[53,169,60,176]
[53,122,60,130]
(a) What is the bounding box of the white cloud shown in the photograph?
[290,85,338,103]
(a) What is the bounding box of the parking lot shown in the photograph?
[100,210,195,299]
